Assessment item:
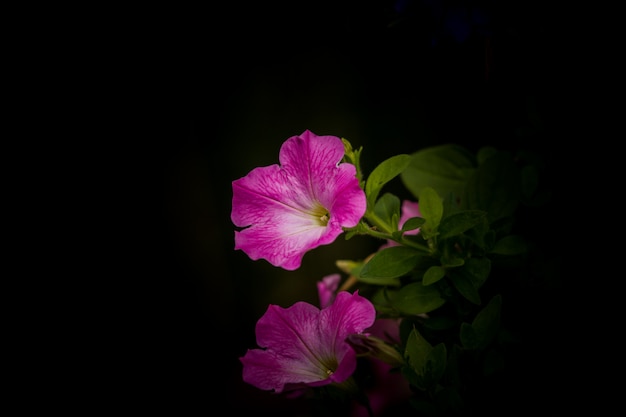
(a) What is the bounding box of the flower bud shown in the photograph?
[346,333,405,368]
[335,259,361,275]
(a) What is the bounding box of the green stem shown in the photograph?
[360,221,431,254]
[398,236,431,254]
[364,210,393,234]
[362,227,392,241]
[345,216,431,254]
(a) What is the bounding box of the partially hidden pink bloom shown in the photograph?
[350,319,413,417]
[317,273,341,309]
[231,130,367,271]
[316,277,412,417]
[379,200,421,250]
[240,291,376,394]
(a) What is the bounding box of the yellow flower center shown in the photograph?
[311,203,330,226]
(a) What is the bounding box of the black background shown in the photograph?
[89,1,571,414]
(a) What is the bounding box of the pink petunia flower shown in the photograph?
[240,291,376,393]
[379,200,421,250]
[231,130,367,271]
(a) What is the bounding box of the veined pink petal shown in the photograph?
[240,291,376,393]
[231,130,366,270]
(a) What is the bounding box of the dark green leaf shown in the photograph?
[391,230,404,241]
[359,246,420,282]
[490,235,528,255]
[440,253,465,268]
[390,282,446,315]
[438,210,487,240]
[373,192,401,230]
[460,322,479,349]
[404,327,432,375]
[465,151,521,221]
[418,187,443,237]
[400,144,476,201]
[448,269,481,305]
[464,257,491,289]
[476,146,498,164]
[423,265,446,285]
[401,366,421,392]
[402,216,425,232]
[423,343,447,388]
[463,214,490,250]
[365,154,412,206]
[471,294,502,350]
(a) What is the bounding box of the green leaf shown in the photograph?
[391,230,404,241]
[343,220,371,240]
[464,257,491,289]
[418,186,443,238]
[463,214,490,250]
[464,151,521,221]
[439,251,465,268]
[448,269,481,305]
[489,235,528,255]
[401,144,476,201]
[460,322,479,349]
[373,192,401,231]
[402,216,425,232]
[423,343,447,388]
[365,154,412,206]
[369,287,397,315]
[404,326,432,375]
[423,265,446,285]
[359,246,420,282]
[460,295,502,350]
[471,294,502,350]
[390,282,446,315]
[476,146,498,164]
[404,328,446,391]
[438,210,487,240]
[401,367,421,393]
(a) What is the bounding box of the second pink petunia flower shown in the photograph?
[240,290,376,393]
[231,130,367,270]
